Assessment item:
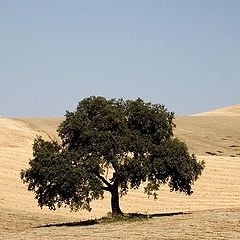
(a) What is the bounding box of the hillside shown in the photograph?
[174,116,240,156]
[174,105,240,156]
[18,117,63,141]
[0,105,240,239]
[18,106,240,157]
[193,104,240,116]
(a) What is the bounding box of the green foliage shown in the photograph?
[21,137,104,211]
[21,96,204,213]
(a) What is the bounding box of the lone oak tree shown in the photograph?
[21,96,204,215]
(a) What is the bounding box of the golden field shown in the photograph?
[0,105,240,239]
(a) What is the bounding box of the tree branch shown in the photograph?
[111,161,119,173]
[96,174,112,189]
[102,186,110,192]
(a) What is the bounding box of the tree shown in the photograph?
[21,96,204,215]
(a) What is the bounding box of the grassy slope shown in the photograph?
[174,104,240,157]
[174,116,240,156]
[17,118,63,141]
[1,105,240,239]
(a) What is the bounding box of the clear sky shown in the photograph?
[0,1,239,117]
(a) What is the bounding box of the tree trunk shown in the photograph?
[110,186,123,216]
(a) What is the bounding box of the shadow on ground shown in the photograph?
[36,212,190,228]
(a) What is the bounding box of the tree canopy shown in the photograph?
[21,96,204,215]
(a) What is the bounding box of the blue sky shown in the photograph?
[0,1,239,117]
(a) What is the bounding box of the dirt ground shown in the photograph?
[1,107,240,239]
[1,208,239,240]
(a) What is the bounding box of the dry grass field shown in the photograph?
[0,105,240,239]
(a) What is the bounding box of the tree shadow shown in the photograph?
[36,211,190,228]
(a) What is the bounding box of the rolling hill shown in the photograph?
[0,105,240,239]
[193,104,240,116]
